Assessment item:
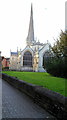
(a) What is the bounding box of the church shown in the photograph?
[10,4,51,72]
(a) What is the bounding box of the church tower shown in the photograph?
[26,4,35,46]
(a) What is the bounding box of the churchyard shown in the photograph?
[3,71,67,97]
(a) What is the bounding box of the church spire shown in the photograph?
[26,3,35,46]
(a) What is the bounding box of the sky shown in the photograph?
[0,0,65,57]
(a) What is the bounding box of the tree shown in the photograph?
[43,30,67,78]
[52,30,67,58]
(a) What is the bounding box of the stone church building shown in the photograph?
[10,4,51,72]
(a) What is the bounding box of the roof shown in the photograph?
[2,56,10,60]
[6,58,10,60]
[32,42,44,46]
[11,52,18,55]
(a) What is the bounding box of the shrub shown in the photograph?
[2,67,9,71]
[43,56,67,78]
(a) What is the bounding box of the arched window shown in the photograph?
[43,51,51,58]
[23,51,32,67]
[43,51,51,68]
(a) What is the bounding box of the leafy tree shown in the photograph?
[43,30,67,78]
[52,30,67,58]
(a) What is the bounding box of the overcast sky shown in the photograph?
[0,0,65,57]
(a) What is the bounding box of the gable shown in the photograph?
[39,43,50,57]
[21,46,34,56]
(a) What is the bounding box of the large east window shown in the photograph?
[23,51,32,67]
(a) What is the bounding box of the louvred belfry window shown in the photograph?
[23,51,32,67]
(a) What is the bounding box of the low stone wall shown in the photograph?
[2,73,67,119]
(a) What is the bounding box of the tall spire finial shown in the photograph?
[31,3,33,15]
[26,3,35,46]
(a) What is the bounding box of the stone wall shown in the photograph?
[0,52,2,72]
[2,73,67,119]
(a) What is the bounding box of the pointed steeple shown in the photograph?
[26,3,35,46]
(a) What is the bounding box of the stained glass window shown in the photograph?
[23,51,32,67]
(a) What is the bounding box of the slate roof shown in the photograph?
[11,52,18,55]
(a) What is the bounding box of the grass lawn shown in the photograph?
[3,71,67,97]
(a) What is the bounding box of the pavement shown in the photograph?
[0,78,2,120]
[2,79,56,119]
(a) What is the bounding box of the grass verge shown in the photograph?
[3,71,67,97]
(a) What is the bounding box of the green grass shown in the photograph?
[3,71,67,97]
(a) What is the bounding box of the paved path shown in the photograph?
[2,79,56,119]
[0,78,2,120]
